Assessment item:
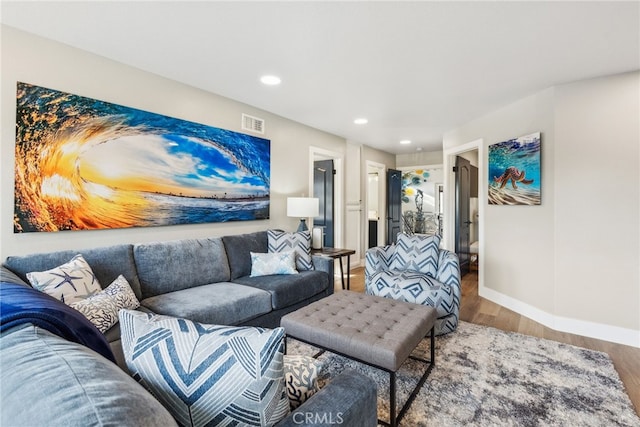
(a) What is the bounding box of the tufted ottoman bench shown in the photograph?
[281,290,436,427]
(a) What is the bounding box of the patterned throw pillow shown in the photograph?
[119,310,290,427]
[283,355,322,409]
[268,230,314,271]
[27,254,102,304]
[391,233,441,277]
[70,275,140,333]
[250,252,298,277]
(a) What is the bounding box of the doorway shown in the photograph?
[455,156,472,276]
[386,169,402,244]
[444,140,484,290]
[365,161,386,249]
[314,159,335,247]
[309,147,344,249]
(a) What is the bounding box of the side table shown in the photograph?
[310,247,356,290]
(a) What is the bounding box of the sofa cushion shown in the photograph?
[119,310,290,427]
[222,231,268,280]
[70,275,140,333]
[26,254,102,304]
[268,230,314,271]
[0,324,177,427]
[134,237,230,299]
[232,270,330,310]
[251,251,298,277]
[3,244,142,300]
[391,233,441,277]
[141,282,272,325]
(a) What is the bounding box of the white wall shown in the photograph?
[443,72,639,347]
[1,26,346,258]
[554,72,639,332]
[396,150,443,168]
[445,88,557,314]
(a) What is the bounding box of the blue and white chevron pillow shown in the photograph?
[392,233,441,277]
[250,251,298,277]
[119,310,290,427]
[268,230,314,271]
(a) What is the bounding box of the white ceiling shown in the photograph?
[2,1,639,154]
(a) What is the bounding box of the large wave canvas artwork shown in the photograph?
[14,82,270,233]
[488,132,541,205]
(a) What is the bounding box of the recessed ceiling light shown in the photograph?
[400,140,412,145]
[354,118,368,125]
[260,75,281,85]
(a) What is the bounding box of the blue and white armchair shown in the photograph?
[365,233,461,335]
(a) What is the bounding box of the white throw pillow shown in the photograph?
[70,275,140,333]
[27,254,102,304]
[119,310,290,427]
[250,251,298,277]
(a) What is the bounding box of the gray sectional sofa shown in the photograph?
[0,230,378,426]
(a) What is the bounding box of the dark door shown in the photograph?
[313,159,334,247]
[455,156,471,276]
[386,169,402,245]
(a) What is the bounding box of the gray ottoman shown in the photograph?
[281,291,437,427]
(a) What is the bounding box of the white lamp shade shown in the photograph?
[287,197,319,218]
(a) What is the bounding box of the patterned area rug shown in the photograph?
[288,321,640,426]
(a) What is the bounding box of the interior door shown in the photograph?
[386,169,402,245]
[455,156,471,275]
[314,159,334,247]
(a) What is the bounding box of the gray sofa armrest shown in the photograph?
[311,255,334,294]
[277,369,377,427]
[1,266,30,287]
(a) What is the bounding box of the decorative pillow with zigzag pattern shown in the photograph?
[267,230,314,271]
[119,310,290,427]
[391,233,441,277]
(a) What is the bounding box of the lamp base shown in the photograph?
[297,219,308,232]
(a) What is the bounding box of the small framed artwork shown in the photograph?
[488,132,541,205]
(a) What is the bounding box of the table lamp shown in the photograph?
[287,197,319,232]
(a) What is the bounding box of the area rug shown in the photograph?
[288,321,640,426]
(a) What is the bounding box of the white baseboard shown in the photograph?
[479,286,640,349]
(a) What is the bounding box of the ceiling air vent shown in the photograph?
[242,114,265,134]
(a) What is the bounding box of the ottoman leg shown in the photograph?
[390,371,396,427]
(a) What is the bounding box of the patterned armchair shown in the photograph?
[365,233,461,335]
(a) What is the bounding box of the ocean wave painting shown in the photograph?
[14,82,270,232]
[488,132,541,205]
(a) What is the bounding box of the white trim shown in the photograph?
[346,204,362,268]
[309,146,344,249]
[397,163,443,171]
[481,287,640,348]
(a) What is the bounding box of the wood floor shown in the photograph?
[342,267,640,416]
